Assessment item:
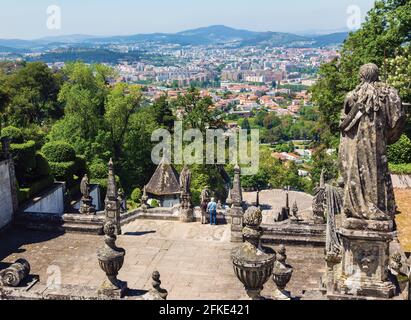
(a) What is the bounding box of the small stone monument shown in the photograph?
[104,159,122,235]
[272,245,293,300]
[79,174,96,215]
[290,200,303,223]
[97,221,127,299]
[334,63,407,299]
[179,165,195,223]
[275,186,290,222]
[232,207,276,300]
[228,165,244,243]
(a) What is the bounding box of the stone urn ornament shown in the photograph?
[272,244,294,300]
[232,207,276,300]
[97,221,127,298]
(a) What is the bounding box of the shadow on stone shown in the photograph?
[124,231,156,237]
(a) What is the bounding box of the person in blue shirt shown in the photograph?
[207,198,218,226]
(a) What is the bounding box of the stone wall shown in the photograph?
[21,183,65,215]
[0,160,14,231]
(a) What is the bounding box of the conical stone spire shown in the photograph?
[105,159,121,235]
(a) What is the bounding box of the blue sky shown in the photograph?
[0,0,375,39]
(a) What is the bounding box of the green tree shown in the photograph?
[4,62,62,126]
[152,95,176,130]
[311,0,411,146]
[173,87,223,132]
[105,83,142,161]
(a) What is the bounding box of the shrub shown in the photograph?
[388,135,411,164]
[35,153,51,177]
[22,126,47,149]
[49,161,76,184]
[389,163,411,175]
[148,199,160,208]
[89,160,107,179]
[10,140,37,180]
[74,155,88,178]
[1,126,24,143]
[18,189,30,204]
[42,141,76,163]
[131,187,142,203]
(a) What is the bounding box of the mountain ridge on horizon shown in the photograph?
[0,25,349,51]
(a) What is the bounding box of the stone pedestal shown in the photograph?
[80,196,96,215]
[229,206,244,243]
[324,254,341,295]
[335,221,396,299]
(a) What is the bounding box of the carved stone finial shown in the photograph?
[150,271,168,300]
[272,244,293,300]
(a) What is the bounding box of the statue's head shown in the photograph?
[359,63,379,83]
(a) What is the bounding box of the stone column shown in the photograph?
[179,166,195,223]
[104,159,121,235]
[228,165,244,243]
[334,219,396,299]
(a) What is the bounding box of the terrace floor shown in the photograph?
[0,219,324,300]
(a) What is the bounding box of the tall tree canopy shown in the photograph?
[311,0,411,147]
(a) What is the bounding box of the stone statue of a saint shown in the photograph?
[80,174,90,198]
[339,63,406,222]
[179,165,191,194]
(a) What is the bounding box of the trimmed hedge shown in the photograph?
[35,152,51,177]
[48,156,87,188]
[10,140,37,179]
[42,141,76,163]
[1,126,24,143]
[49,160,76,184]
[389,163,411,175]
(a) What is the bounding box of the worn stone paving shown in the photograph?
[0,219,325,300]
[395,189,411,253]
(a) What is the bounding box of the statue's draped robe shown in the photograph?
[339,82,406,221]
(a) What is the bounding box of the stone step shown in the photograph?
[61,223,103,235]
